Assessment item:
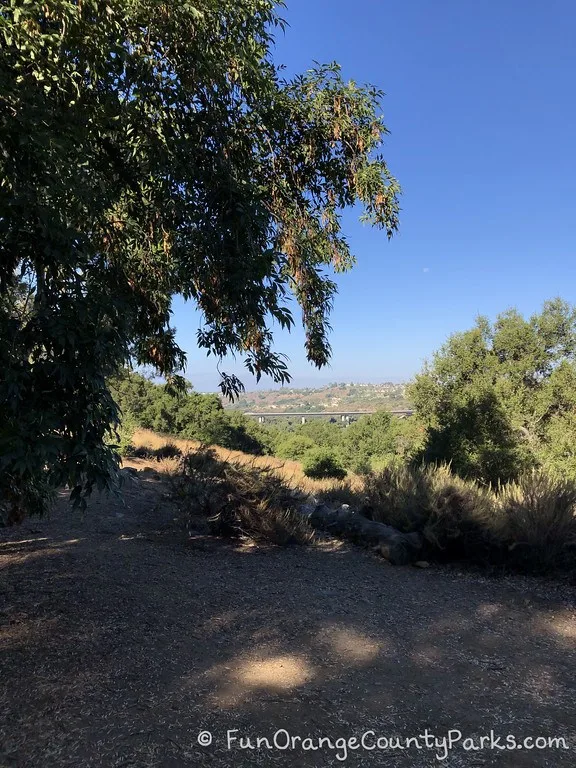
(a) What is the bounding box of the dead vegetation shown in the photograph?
[130,428,363,494]
[168,447,315,546]
[128,430,576,576]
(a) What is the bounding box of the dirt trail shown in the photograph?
[1,468,575,767]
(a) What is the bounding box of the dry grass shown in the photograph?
[495,471,576,571]
[323,463,576,572]
[131,428,363,495]
[128,430,576,574]
[169,447,316,546]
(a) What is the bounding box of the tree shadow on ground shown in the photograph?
[1,477,575,767]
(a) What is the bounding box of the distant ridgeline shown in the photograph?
[108,371,422,471]
[223,382,411,414]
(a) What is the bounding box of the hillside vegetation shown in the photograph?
[108,370,425,477]
[223,382,410,413]
[128,428,576,577]
[103,297,576,579]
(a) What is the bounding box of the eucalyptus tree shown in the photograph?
[0,1,400,521]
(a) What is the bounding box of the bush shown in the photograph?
[302,448,347,480]
[106,410,137,457]
[122,439,182,461]
[170,448,315,546]
[360,463,432,531]
[351,456,373,476]
[324,461,576,574]
[419,465,496,559]
[361,464,497,560]
[152,442,183,460]
[296,420,344,449]
[275,434,316,461]
[496,471,576,572]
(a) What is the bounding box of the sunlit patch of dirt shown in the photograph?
[208,653,314,707]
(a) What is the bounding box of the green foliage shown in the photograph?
[296,420,344,449]
[319,410,424,473]
[339,410,394,469]
[114,411,138,458]
[109,370,271,454]
[264,409,424,474]
[409,299,576,484]
[0,0,399,521]
[274,434,316,461]
[302,448,347,480]
[388,417,427,460]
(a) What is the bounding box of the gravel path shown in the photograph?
[1,470,575,767]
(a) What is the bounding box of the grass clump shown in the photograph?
[359,464,496,561]
[170,447,315,546]
[495,471,576,572]
[321,462,576,574]
[125,441,182,460]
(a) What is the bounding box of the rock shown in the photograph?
[119,467,140,486]
[332,505,355,526]
[139,467,160,479]
[405,532,424,550]
[375,535,417,566]
[297,504,316,521]
[297,501,423,565]
[414,560,431,568]
[309,503,335,526]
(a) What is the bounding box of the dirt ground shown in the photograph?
[1,465,575,767]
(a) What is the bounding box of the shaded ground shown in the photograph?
[1,466,575,767]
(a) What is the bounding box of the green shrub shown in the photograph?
[351,456,373,476]
[296,420,344,449]
[302,448,347,480]
[107,410,137,457]
[275,434,316,461]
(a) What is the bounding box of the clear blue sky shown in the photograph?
[172,0,576,391]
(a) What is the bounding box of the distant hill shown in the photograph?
[222,382,411,413]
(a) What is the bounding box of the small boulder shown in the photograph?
[297,504,316,521]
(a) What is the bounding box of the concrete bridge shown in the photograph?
[244,409,413,424]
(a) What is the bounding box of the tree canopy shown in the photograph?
[0,0,400,521]
[109,369,271,453]
[409,299,576,484]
